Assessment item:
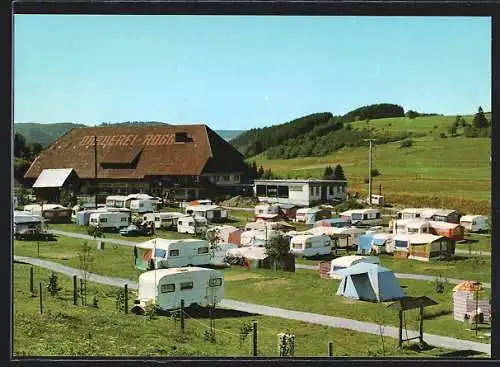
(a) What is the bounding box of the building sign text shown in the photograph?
[79,134,177,148]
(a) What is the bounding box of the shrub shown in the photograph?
[433,125,438,129]
[439,132,447,138]
[371,168,381,177]
[400,139,413,148]
[47,272,62,297]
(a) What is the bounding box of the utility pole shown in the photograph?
[363,139,376,207]
[94,135,98,209]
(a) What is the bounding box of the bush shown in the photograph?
[439,132,447,138]
[371,168,381,177]
[400,139,413,148]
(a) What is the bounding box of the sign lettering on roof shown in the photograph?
[79,134,176,148]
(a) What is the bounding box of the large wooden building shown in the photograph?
[24,124,251,201]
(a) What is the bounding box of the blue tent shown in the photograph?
[334,262,405,302]
[357,234,374,255]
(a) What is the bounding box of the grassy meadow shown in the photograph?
[250,114,491,214]
[14,234,491,344]
[15,263,473,358]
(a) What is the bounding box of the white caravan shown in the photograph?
[129,199,157,214]
[137,238,211,268]
[105,195,130,209]
[290,234,332,257]
[143,212,185,229]
[134,267,224,311]
[340,209,382,226]
[177,215,208,235]
[459,215,489,233]
[185,205,228,222]
[328,255,380,279]
[89,211,130,231]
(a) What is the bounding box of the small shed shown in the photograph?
[32,168,80,203]
[452,281,490,323]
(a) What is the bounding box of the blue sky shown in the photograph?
[14,15,491,130]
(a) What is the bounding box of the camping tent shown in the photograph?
[334,262,405,302]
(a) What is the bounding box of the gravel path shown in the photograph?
[14,255,491,355]
[295,264,491,289]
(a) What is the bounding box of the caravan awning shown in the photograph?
[32,168,75,188]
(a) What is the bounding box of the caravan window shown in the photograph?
[169,249,180,257]
[395,240,408,248]
[198,247,209,254]
[180,282,194,290]
[121,217,128,222]
[407,228,418,233]
[139,203,144,208]
[209,278,222,287]
[100,218,107,223]
[352,213,363,221]
[376,213,381,219]
[305,242,312,249]
[155,217,160,221]
[161,284,175,293]
[324,240,331,247]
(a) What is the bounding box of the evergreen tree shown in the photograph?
[472,106,489,129]
[323,165,334,179]
[334,164,347,181]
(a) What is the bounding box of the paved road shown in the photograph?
[50,230,491,288]
[295,264,491,289]
[13,255,490,355]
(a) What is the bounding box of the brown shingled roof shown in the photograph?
[25,124,246,180]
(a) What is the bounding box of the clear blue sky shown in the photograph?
[14,15,491,130]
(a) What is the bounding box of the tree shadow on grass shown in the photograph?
[423,309,452,320]
[438,350,486,358]
[159,306,259,320]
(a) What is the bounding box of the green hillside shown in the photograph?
[14,122,246,147]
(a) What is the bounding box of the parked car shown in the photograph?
[119,225,146,237]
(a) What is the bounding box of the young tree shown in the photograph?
[448,121,458,137]
[265,233,291,271]
[472,106,489,129]
[323,165,334,179]
[77,241,94,306]
[333,164,347,181]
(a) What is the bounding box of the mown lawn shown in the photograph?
[250,136,491,212]
[14,263,472,358]
[14,235,491,344]
[221,267,491,344]
[455,233,491,253]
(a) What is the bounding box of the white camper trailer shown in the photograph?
[290,234,332,257]
[328,255,380,279]
[340,209,382,226]
[89,211,130,231]
[130,198,157,214]
[177,215,208,235]
[459,215,489,233]
[309,226,366,248]
[134,267,224,312]
[185,205,228,222]
[136,238,212,268]
[105,195,130,209]
[143,212,185,229]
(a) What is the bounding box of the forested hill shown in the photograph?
[230,103,415,158]
[14,122,245,147]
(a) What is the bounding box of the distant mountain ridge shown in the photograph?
[14,122,246,147]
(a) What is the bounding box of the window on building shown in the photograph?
[169,249,180,257]
[198,247,209,254]
[266,185,278,197]
[161,284,175,293]
[214,176,220,182]
[180,282,194,290]
[329,186,334,195]
[309,186,314,196]
[256,185,266,196]
[278,186,289,198]
[234,175,240,182]
[209,278,222,287]
[315,187,320,196]
[223,175,230,181]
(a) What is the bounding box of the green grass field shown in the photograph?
[250,129,491,214]
[14,235,491,344]
[14,263,472,358]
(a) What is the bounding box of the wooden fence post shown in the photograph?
[73,275,77,305]
[29,267,34,294]
[180,299,185,333]
[124,284,128,314]
[39,282,43,314]
[252,321,258,356]
[328,341,333,357]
